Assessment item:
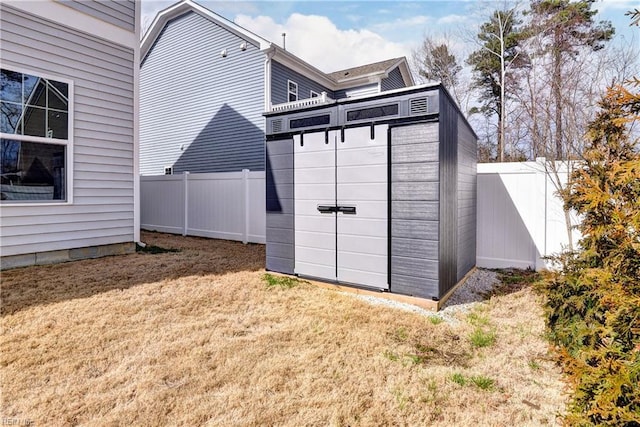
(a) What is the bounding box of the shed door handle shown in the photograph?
[317,205,338,213]
[337,206,356,214]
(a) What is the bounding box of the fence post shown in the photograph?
[242,169,249,244]
[183,171,189,236]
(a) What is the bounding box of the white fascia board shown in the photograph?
[6,0,137,49]
[332,58,415,89]
[270,47,336,89]
[397,60,416,86]
[141,0,271,60]
[270,50,386,91]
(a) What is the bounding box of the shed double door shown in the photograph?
[294,125,388,289]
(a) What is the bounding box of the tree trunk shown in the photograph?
[553,35,563,160]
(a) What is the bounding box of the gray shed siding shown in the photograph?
[456,114,477,281]
[438,93,459,297]
[390,123,440,299]
[0,4,135,256]
[57,0,135,32]
[381,67,406,92]
[140,11,265,175]
[265,138,294,274]
[271,60,334,105]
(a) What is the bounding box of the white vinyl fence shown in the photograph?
[140,160,580,271]
[476,159,581,270]
[140,170,265,244]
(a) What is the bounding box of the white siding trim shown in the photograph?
[6,0,136,48]
[133,0,141,243]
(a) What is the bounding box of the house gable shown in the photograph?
[140,10,265,175]
[141,0,270,62]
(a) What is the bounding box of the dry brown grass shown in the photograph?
[1,232,566,426]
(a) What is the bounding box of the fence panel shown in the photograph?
[476,160,581,270]
[140,174,185,235]
[141,162,580,270]
[140,170,266,244]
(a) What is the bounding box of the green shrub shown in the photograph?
[542,81,640,425]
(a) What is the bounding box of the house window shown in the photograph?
[1,68,71,202]
[287,80,298,102]
[310,90,320,98]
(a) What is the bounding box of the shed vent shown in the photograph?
[272,119,283,133]
[410,97,428,115]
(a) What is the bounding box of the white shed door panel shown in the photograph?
[294,125,388,289]
[294,131,336,280]
[336,125,388,288]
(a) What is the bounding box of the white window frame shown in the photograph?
[0,66,74,205]
[287,80,298,102]
[310,90,320,98]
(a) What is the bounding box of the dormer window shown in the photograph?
[287,80,298,102]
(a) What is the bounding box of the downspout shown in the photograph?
[264,46,275,112]
[263,46,275,177]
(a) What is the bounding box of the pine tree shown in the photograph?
[544,82,640,425]
[526,0,614,160]
[467,8,524,162]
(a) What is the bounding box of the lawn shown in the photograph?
[1,232,566,426]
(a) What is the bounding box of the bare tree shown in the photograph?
[412,34,467,110]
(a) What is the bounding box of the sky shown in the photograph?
[140,0,639,74]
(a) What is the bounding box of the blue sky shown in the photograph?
[141,0,639,73]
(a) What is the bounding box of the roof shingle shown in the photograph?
[327,57,405,83]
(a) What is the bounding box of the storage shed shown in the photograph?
[264,84,477,303]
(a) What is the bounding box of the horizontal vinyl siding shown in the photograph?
[57,0,135,32]
[271,60,334,105]
[0,5,135,256]
[457,114,477,280]
[381,67,406,91]
[140,11,265,175]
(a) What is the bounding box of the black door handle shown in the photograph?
[317,205,338,213]
[337,206,356,214]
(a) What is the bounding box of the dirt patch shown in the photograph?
[1,232,566,426]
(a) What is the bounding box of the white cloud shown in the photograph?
[437,14,470,25]
[234,13,412,72]
[371,15,432,32]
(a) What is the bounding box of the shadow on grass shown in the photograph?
[1,231,265,316]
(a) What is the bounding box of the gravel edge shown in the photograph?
[352,268,501,324]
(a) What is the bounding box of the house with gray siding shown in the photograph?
[0,0,140,268]
[140,0,414,176]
